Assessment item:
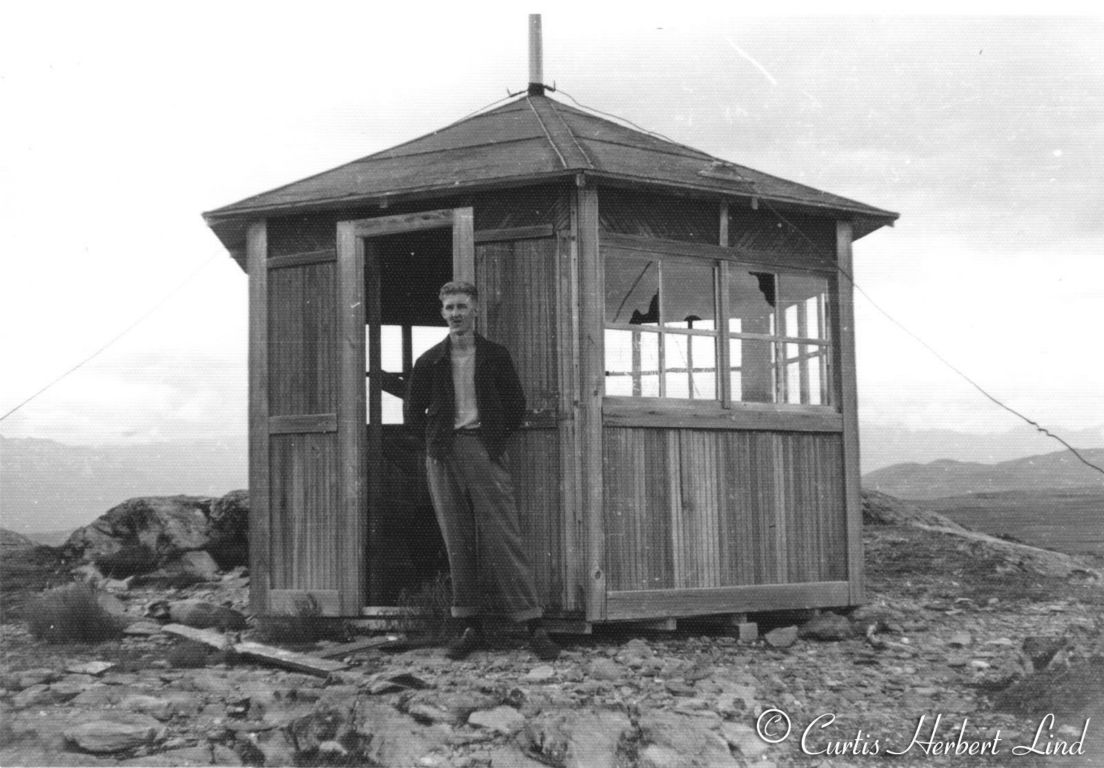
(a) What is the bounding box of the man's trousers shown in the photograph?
[425,432,542,622]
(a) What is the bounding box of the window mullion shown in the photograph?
[657,261,666,398]
[797,298,810,405]
[718,261,731,408]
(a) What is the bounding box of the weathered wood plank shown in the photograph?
[474,225,555,243]
[162,624,348,677]
[605,581,851,620]
[836,221,864,603]
[365,240,384,604]
[268,413,337,435]
[602,233,835,274]
[337,222,367,615]
[350,209,456,238]
[577,187,606,621]
[603,400,843,432]
[452,207,475,281]
[267,249,337,270]
[556,224,582,612]
[314,634,405,658]
[247,221,269,615]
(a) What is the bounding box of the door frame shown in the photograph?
[336,207,474,609]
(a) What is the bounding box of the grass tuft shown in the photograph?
[25,582,124,642]
[254,595,345,645]
[167,640,210,668]
[396,572,454,644]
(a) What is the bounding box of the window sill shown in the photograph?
[603,397,843,433]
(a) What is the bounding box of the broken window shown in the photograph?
[604,253,718,400]
[604,249,832,407]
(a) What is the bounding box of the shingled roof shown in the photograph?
[204,93,897,250]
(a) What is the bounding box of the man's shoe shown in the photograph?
[529,627,561,661]
[445,627,482,660]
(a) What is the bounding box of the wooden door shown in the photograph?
[247,219,363,616]
[338,208,473,607]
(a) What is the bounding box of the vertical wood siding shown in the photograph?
[267,262,337,416]
[268,433,342,590]
[476,239,560,414]
[265,224,344,599]
[603,427,846,591]
[476,235,572,610]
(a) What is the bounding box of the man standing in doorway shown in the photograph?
[404,281,560,661]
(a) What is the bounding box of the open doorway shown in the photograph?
[365,228,452,604]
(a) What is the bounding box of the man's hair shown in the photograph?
[439,280,479,302]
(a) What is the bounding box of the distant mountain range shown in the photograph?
[859,422,1104,473]
[2,425,1100,536]
[862,447,1104,500]
[0,436,246,536]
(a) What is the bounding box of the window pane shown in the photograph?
[729,270,775,336]
[729,338,775,403]
[807,345,826,406]
[412,325,445,358]
[605,328,659,397]
[382,392,404,423]
[780,343,830,405]
[779,274,829,340]
[664,334,717,399]
[663,261,715,330]
[606,254,659,325]
[784,342,802,404]
[380,325,403,371]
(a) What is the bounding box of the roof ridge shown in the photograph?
[543,98,595,170]
[543,94,716,161]
[525,98,568,169]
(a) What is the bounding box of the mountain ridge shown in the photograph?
[863,446,1104,500]
[0,435,246,535]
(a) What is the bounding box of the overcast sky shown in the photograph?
[1,5,1101,447]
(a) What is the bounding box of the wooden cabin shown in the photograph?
[204,78,898,630]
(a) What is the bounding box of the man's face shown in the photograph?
[441,292,477,336]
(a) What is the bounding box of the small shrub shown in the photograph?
[167,640,210,668]
[94,544,159,578]
[254,595,342,645]
[26,582,123,642]
[397,572,454,644]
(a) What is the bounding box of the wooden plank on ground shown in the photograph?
[162,624,348,677]
[314,634,406,659]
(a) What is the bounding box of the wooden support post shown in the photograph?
[576,187,605,622]
[246,221,269,616]
[337,222,367,615]
[556,214,583,612]
[835,221,864,604]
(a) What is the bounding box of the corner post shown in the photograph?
[337,222,367,615]
[246,220,270,615]
[576,186,606,621]
[835,220,864,603]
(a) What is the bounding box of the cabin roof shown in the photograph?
[204,93,898,252]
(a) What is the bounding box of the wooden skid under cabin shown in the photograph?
[204,93,898,628]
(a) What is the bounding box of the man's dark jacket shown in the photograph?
[403,333,526,460]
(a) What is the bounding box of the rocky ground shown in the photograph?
[1,492,1102,767]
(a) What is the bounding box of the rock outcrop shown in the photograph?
[64,491,250,575]
[0,528,38,552]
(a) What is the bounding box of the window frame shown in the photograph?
[601,242,839,418]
